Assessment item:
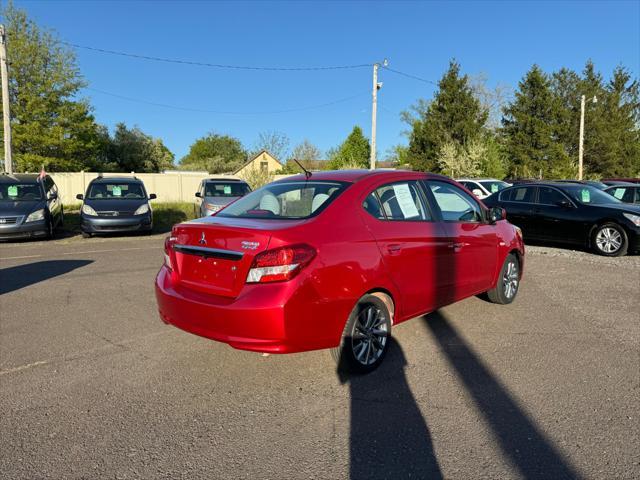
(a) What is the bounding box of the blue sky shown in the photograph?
[7,0,640,162]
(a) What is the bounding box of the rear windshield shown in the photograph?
[205,182,251,197]
[0,183,43,201]
[479,181,509,194]
[217,181,348,219]
[87,182,146,199]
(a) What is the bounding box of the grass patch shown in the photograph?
[61,202,198,236]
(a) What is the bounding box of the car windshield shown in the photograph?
[0,183,43,201]
[205,182,250,197]
[87,182,146,199]
[217,181,347,219]
[479,181,509,194]
[562,185,622,205]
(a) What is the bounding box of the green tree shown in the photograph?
[502,65,571,178]
[110,123,174,173]
[407,60,488,172]
[180,133,246,173]
[0,3,105,172]
[328,126,370,169]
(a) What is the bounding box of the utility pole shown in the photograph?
[578,94,585,181]
[370,59,387,170]
[578,94,597,181]
[0,25,12,174]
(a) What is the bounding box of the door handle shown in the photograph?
[449,242,465,251]
[387,244,402,255]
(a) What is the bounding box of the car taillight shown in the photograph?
[246,244,316,283]
[164,236,176,270]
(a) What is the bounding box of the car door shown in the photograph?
[424,180,499,301]
[499,186,537,237]
[360,180,450,319]
[196,182,205,216]
[532,186,579,243]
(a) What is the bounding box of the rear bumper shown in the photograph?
[0,220,48,241]
[81,214,152,234]
[155,266,343,353]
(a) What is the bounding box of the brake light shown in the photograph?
[246,244,316,283]
[164,236,176,270]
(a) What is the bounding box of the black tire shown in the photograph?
[486,253,520,305]
[81,232,92,239]
[591,223,628,257]
[331,294,392,374]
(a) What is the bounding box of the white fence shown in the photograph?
[49,171,294,204]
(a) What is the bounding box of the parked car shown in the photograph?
[602,178,640,185]
[77,176,156,238]
[195,178,251,217]
[156,170,525,373]
[555,180,608,190]
[601,180,637,187]
[456,178,511,199]
[0,173,63,241]
[604,184,640,205]
[484,182,640,256]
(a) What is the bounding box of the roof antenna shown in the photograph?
[293,158,312,180]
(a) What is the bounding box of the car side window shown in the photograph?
[635,188,640,204]
[509,186,536,203]
[537,187,568,205]
[427,180,482,222]
[364,181,430,221]
[498,188,513,202]
[44,176,54,193]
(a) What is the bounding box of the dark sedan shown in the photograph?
[77,177,156,237]
[0,173,63,241]
[484,182,640,256]
[604,184,640,205]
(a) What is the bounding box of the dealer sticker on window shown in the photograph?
[224,186,231,194]
[581,189,590,203]
[112,186,122,197]
[491,184,499,193]
[7,186,18,196]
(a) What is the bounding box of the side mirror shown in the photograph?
[48,192,58,200]
[76,194,84,200]
[149,193,157,200]
[472,189,484,197]
[489,207,506,224]
[195,192,201,198]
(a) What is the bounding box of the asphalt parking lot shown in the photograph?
[1,235,638,479]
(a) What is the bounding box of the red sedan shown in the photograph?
[156,170,524,372]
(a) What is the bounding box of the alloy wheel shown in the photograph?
[350,304,389,366]
[595,227,622,254]
[503,260,519,299]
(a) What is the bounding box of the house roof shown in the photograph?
[233,150,282,174]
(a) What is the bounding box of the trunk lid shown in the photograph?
[170,216,305,298]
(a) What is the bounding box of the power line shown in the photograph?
[85,87,367,115]
[381,66,438,86]
[60,41,372,71]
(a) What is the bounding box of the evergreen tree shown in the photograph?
[328,126,370,169]
[0,3,105,172]
[110,123,174,173]
[502,65,571,178]
[407,61,488,172]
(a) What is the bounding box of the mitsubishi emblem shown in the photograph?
[198,232,206,245]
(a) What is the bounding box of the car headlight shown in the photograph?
[82,204,97,216]
[623,213,640,226]
[205,203,221,212]
[25,209,45,223]
[134,203,150,215]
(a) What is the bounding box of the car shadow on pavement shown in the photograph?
[423,310,580,479]
[0,260,93,295]
[338,338,443,480]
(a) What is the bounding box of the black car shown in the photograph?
[0,173,63,241]
[604,184,640,205]
[77,176,156,237]
[555,180,608,190]
[484,182,640,256]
